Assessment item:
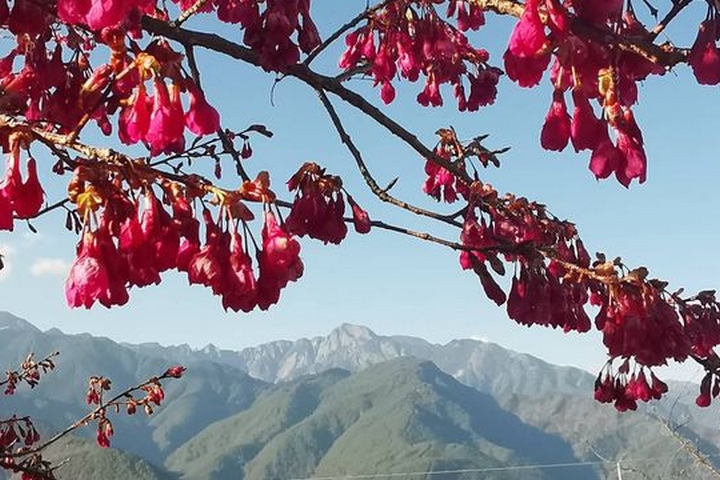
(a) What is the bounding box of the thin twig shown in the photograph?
[649,0,693,40]
[316,88,462,227]
[655,413,720,479]
[14,199,70,221]
[171,0,210,27]
[367,219,466,250]
[13,369,181,457]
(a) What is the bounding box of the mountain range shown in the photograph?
[0,311,717,480]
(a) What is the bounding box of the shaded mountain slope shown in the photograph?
[167,359,590,480]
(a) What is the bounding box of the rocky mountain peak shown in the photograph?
[326,323,377,345]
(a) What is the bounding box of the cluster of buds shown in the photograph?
[86,366,185,448]
[286,162,371,244]
[422,128,469,203]
[594,360,668,412]
[339,0,499,109]
[0,353,56,480]
[2,353,57,396]
[0,452,53,480]
[0,417,40,453]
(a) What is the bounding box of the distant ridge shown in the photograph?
[1,312,719,480]
[0,310,41,332]
[126,322,595,399]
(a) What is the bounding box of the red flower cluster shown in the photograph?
[679,291,720,358]
[0,417,39,452]
[171,0,321,71]
[592,280,691,367]
[286,162,370,243]
[64,162,302,312]
[508,262,591,333]
[96,415,114,449]
[0,6,221,157]
[65,186,195,309]
[423,131,470,203]
[458,190,593,333]
[256,211,304,310]
[286,163,348,244]
[186,208,263,312]
[117,44,221,156]
[340,0,499,109]
[57,0,156,30]
[503,1,662,186]
[594,363,668,412]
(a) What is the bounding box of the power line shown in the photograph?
[290,450,720,480]
[290,460,611,480]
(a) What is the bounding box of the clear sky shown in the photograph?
[0,2,717,382]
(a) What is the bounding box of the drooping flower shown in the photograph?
[507,0,546,57]
[570,90,602,152]
[222,231,258,312]
[348,196,371,234]
[503,49,551,88]
[187,209,229,294]
[257,211,303,310]
[588,127,621,180]
[146,80,185,156]
[56,0,91,25]
[466,67,502,111]
[85,0,134,30]
[65,233,111,309]
[118,84,151,145]
[688,20,720,86]
[185,84,220,136]
[540,89,571,151]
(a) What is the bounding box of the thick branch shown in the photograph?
[140,17,469,183]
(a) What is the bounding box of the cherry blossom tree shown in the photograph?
[2,0,720,475]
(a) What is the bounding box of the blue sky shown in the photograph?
[0,2,717,382]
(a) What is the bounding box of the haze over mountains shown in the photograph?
[0,311,718,480]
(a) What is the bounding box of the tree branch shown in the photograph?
[315,88,463,227]
[649,0,693,40]
[14,368,183,458]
